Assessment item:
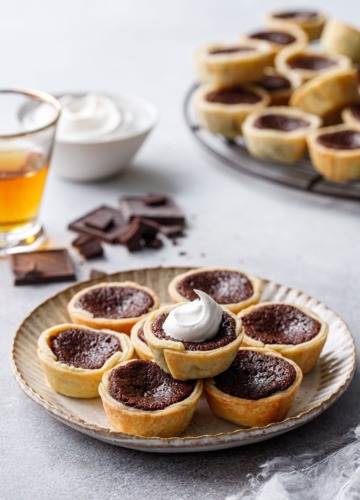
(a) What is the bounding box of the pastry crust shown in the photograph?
[307,124,360,182]
[290,68,360,125]
[204,347,303,427]
[194,39,274,86]
[99,360,203,437]
[130,319,153,360]
[67,281,160,335]
[193,83,270,138]
[243,23,308,57]
[322,19,360,64]
[243,106,322,163]
[168,267,263,313]
[266,11,326,41]
[256,67,301,106]
[275,45,351,84]
[238,302,328,374]
[342,107,360,128]
[144,304,244,380]
[37,323,134,398]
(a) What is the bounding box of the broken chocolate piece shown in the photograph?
[158,224,184,238]
[11,249,76,286]
[89,269,107,279]
[119,196,185,226]
[118,219,144,252]
[72,234,95,248]
[144,193,168,206]
[79,239,104,260]
[145,237,163,249]
[68,206,129,243]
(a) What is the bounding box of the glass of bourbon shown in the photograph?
[0,89,61,255]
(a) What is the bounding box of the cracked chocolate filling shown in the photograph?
[254,114,310,132]
[257,74,291,92]
[274,10,318,20]
[242,304,321,345]
[209,46,255,55]
[108,360,196,411]
[250,30,296,45]
[176,270,254,303]
[50,328,121,369]
[152,311,237,351]
[349,104,360,121]
[75,286,154,319]
[317,130,360,150]
[214,350,297,400]
[206,86,262,105]
[288,54,336,71]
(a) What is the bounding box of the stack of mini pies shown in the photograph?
[193,9,360,182]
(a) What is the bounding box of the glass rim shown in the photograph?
[0,88,61,139]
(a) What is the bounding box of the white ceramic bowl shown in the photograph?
[50,92,158,181]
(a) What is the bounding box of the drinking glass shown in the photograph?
[0,89,61,255]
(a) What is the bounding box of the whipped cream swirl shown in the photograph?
[163,290,223,342]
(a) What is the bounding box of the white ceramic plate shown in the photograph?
[11,267,356,453]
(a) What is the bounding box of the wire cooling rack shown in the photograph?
[184,84,360,202]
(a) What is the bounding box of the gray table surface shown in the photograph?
[1,0,359,498]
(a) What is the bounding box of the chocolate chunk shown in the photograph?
[89,269,107,279]
[79,239,104,260]
[145,237,163,249]
[144,193,168,206]
[11,249,76,286]
[69,206,129,243]
[119,196,185,226]
[118,219,144,252]
[72,234,94,248]
[158,224,184,238]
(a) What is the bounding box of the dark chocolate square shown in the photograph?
[119,196,185,226]
[68,206,129,243]
[11,249,76,286]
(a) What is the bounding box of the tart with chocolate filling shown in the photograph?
[193,83,270,138]
[276,46,351,84]
[245,24,307,56]
[37,323,134,398]
[99,359,203,437]
[255,68,300,106]
[307,124,360,182]
[239,302,328,374]
[204,347,303,427]
[342,104,360,128]
[290,68,360,125]
[322,20,360,64]
[194,39,273,86]
[130,319,153,360]
[144,304,243,380]
[67,281,160,334]
[266,10,326,41]
[168,267,263,313]
[243,106,321,163]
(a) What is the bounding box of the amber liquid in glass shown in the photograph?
[0,149,48,232]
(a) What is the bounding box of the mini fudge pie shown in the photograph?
[130,319,153,360]
[322,20,360,64]
[342,104,360,128]
[290,68,360,125]
[275,46,351,84]
[204,348,303,427]
[255,68,300,106]
[193,83,270,138]
[307,125,360,182]
[168,267,262,313]
[194,39,273,86]
[239,302,328,374]
[37,324,134,398]
[245,24,307,56]
[266,10,326,41]
[67,281,160,334]
[99,359,203,437]
[243,106,321,164]
[144,291,243,380]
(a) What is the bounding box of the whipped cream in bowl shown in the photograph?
[163,290,223,342]
[21,91,158,180]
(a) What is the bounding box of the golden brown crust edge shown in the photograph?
[130,319,154,360]
[204,347,303,427]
